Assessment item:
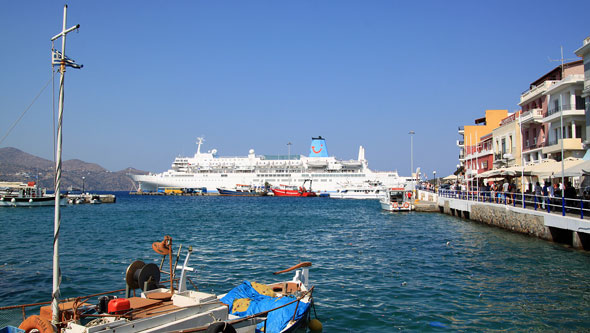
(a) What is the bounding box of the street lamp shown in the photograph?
[409,131,415,177]
[433,170,437,189]
[82,176,85,193]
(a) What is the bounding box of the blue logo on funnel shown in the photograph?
[309,136,329,157]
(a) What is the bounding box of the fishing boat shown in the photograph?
[0,181,66,207]
[380,187,415,211]
[220,262,315,333]
[329,181,386,199]
[271,180,317,197]
[217,184,268,196]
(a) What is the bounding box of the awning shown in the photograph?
[562,160,590,177]
[442,174,458,181]
[524,158,585,178]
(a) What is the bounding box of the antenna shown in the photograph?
[548,46,577,77]
[196,137,205,154]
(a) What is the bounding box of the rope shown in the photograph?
[0,72,56,146]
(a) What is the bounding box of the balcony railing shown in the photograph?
[547,103,585,117]
[524,141,545,150]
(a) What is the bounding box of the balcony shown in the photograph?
[543,103,585,122]
[542,138,583,154]
[519,80,557,106]
[456,140,464,147]
[519,108,544,124]
[522,140,545,152]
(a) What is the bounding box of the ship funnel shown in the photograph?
[309,136,329,157]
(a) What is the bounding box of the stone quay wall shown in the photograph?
[425,191,590,250]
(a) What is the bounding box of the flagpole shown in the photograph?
[519,112,524,208]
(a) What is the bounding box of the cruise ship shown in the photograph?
[130,137,410,193]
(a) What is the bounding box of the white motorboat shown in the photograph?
[380,187,415,211]
[0,181,66,207]
[329,181,386,199]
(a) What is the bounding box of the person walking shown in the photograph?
[542,182,549,210]
[564,181,577,214]
[534,181,542,209]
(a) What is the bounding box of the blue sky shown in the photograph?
[1,1,589,178]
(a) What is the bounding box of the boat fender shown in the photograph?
[206,322,236,333]
[309,318,323,332]
[18,315,56,333]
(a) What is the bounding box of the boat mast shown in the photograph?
[50,5,81,325]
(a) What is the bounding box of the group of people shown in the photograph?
[532,181,578,211]
[434,178,581,212]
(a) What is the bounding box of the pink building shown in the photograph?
[518,60,584,164]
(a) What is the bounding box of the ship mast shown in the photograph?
[50,5,81,325]
[196,137,205,154]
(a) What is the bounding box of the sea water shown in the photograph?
[1,193,590,331]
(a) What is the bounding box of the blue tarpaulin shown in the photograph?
[220,281,310,333]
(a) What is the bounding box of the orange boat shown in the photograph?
[272,180,317,197]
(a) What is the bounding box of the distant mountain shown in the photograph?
[0,147,147,191]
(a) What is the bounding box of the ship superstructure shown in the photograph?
[130,137,409,193]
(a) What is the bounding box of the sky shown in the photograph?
[1,1,589,178]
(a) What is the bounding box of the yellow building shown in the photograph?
[458,109,508,168]
[492,111,522,168]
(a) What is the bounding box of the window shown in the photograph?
[501,138,506,154]
[533,128,537,145]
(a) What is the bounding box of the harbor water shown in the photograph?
[1,194,590,331]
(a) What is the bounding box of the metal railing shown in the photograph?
[438,189,590,219]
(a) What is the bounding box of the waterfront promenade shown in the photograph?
[418,189,590,250]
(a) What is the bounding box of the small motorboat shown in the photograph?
[217,184,268,196]
[0,181,66,207]
[330,181,386,199]
[220,262,316,333]
[380,187,415,211]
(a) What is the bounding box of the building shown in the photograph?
[492,111,522,168]
[476,133,494,174]
[518,60,584,164]
[541,60,585,160]
[459,109,508,176]
[575,36,590,158]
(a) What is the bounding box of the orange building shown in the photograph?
[458,109,508,174]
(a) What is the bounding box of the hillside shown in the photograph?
[0,147,147,191]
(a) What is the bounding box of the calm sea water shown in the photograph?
[1,193,590,331]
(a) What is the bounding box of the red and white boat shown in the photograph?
[380,187,415,211]
[272,180,317,197]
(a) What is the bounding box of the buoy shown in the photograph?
[19,315,56,333]
[309,318,323,332]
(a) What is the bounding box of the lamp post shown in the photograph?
[433,170,436,190]
[82,176,85,193]
[409,131,415,177]
[560,106,565,216]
